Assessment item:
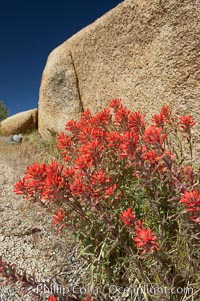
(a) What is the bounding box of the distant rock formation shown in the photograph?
[38,0,200,141]
[0,109,38,136]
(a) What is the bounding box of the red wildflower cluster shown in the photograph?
[57,132,73,159]
[109,98,123,110]
[128,111,146,133]
[91,108,112,127]
[121,208,160,255]
[152,106,172,128]
[14,163,48,199]
[119,131,139,158]
[104,183,117,198]
[180,190,200,223]
[14,162,66,202]
[142,148,158,164]
[52,208,66,225]
[133,227,160,255]
[120,208,136,227]
[178,115,196,134]
[13,99,198,262]
[114,106,130,126]
[143,126,166,145]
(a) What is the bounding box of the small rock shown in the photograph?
[0,235,5,242]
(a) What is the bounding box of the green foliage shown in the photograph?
[0,100,8,122]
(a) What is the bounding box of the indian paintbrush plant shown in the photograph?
[1,99,199,301]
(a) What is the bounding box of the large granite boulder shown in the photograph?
[38,0,200,139]
[0,109,38,136]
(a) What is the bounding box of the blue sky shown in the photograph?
[0,0,123,116]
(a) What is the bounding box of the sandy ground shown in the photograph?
[0,142,83,301]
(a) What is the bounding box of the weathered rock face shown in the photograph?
[39,47,82,138]
[0,109,38,136]
[39,0,200,140]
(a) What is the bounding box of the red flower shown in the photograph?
[104,184,117,197]
[128,111,145,133]
[106,132,122,148]
[91,108,112,127]
[13,178,27,195]
[70,174,89,196]
[52,208,66,225]
[178,115,195,134]
[109,99,123,110]
[142,149,158,164]
[120,208,136,227]
[114,107,130,126]
[143,126,166,145]
[75,155,92,170]
[42,162,64,201]
[90,170,110,185]
[62,167,75,178]
[180,190,200,222]
[57,132,73,155]
[152,106,172,128]
[120,131,139,158]
[80,109,92,126]
[24,163,47,184]
[65,119,80,134]
[48,296,59,301]
[133,227,160,254]
[77,126,92,144]
[14,163,48,200]
[79,140,104,163]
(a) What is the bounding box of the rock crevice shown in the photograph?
[69,50,84,113]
